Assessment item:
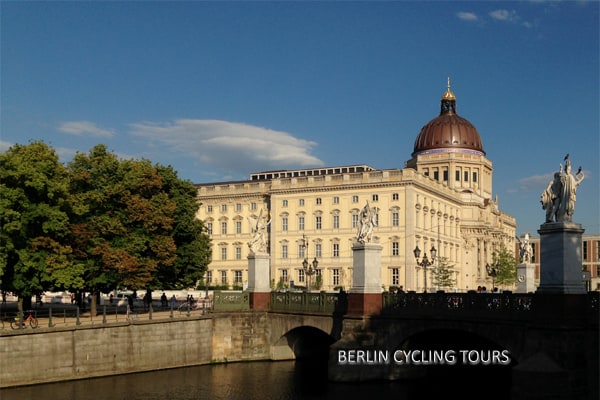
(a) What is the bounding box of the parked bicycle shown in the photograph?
[11,311,39,329]
[178,300,199,313]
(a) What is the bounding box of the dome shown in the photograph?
[412,80,485,157]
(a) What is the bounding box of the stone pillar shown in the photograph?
[516,263,536,293]
[536,222,586,294]
[348,242,383,315]
[247,252,271,310]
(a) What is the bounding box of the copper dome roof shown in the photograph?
[412,80,485,156]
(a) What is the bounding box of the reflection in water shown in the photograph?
[0,359,512,400]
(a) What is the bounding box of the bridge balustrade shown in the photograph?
[212,291,250,311]
[270,291,338,313]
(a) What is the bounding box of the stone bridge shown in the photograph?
[260,291,598,400]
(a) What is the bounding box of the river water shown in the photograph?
[0,359,514,400]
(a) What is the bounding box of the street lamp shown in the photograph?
[486,263,498,292]
[414,245,436,293]
[301,234,319,291]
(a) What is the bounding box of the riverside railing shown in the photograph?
[270,291,339,313]
[212,291,250,311]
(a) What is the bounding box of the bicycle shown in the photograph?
[177,301,199,313]
[11,311,38,329]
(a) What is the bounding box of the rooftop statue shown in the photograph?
[540,154,585,223]
[356,200,378,244]
[248,209,271,253]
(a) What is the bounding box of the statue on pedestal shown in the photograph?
[540,154,584,223]
[516,233,533,264]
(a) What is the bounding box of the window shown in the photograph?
[333,243,340,257]
[583,241,588,260]
[392,242,399,256]
[316,198,322,205]
[234,271,242,284]
[391,268,399,286]
[315,243,322,258]
[315,216,322,230]
[221,222,227,234]
[236,221,242,234]
[392,193,399,201]
[333,196,340,204]
[464,171,469,182]
[597,241,600,261]
[332,269,340,286]
[456,170,460,181]
[220,247,227,260]
[434,171,439,181]
[235,203,242,212]
[281,269,288,283]
[372,194,378,202]
[282,244,288,259]
[298,269,305,283]
[251,202,257,210]
[392,212,399,227]
[424,169,429,177]
[352,195,359,203]
[298,216,305,230]
[206,271,212,285]
[207,205,213,213]
[282,217,288,231]
[443,170,448,181]
[207,223,213,235]
[473,172,478,183]
[299,199,305,206]
[282,199,288,207]
[299,244,305,258]
[235,247,242,260]
[333,214,340,229]
[221,270,227,284]
[221,204,227,212]
[352,214,359,228]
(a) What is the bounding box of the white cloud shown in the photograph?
[129,119,325,175]
[489,9,519,23]
[0,140,13,153]
[57,121,115,138]
[456,11,478,21]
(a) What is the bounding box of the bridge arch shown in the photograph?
[275,326,335,359]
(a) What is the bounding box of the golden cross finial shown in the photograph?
[447,76,451,91]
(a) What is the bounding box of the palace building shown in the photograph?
[196,82,517,292]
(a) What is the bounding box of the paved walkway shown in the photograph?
[0,301,211,331]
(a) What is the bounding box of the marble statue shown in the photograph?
[516,233,533,264]
[356,201,378,244]
[541,154,584,223]
[247,209,271,253]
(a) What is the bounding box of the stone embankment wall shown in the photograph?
[0,312,273,388]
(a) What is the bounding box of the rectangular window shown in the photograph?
[473,172,478,183]
[299,269,305,283]
[235,203,242,212]
[391,268,399,286]
[456,170,460,181]
[221,247,227,260]
[298,216,305,230]
[372,194,378,202]
[332,269,339,286]
[433,171,439,181]
[464,171,469,182]
[281,269,288,283]
[315,216,322,230]
[333,243,340,257]
[234,270,242,284]
[315,243,322,258]
[221,204,227,212]
[282,217,288,231]
[236,221,242,234]
[392,193,399,200]
[221,222,227,234]
[207,205,213,213]
[206,271,212,285]
[333,196,340,204]
[392,212,399,227]
[282,244,288,259]
[443,170,448,181]
[235,247,242,260]
[392,242,399,256]
[316,198,322,205]
[583,241,588,260]
[282,199,288,207]
[299,199,305,206]
[207,223,213,235]
[299,244,305,258]
[352,214,359,228]
[251,202,257,210]
[221,270,227,284]
[352,195,359,203]
[333,215,340,229]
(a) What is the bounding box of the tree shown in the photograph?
[430,257,456,291]
[489,244,517,289]
[0,141,79,310]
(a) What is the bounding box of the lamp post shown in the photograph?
[301,234,319,291]
[486,263,498,292]
[414,245,436,293]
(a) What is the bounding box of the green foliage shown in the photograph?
[0,141,75,299]
[490,244,517,288]
[1,141,212,307]
[430,257,456,290]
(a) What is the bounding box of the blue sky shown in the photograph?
[1,1,599,236]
